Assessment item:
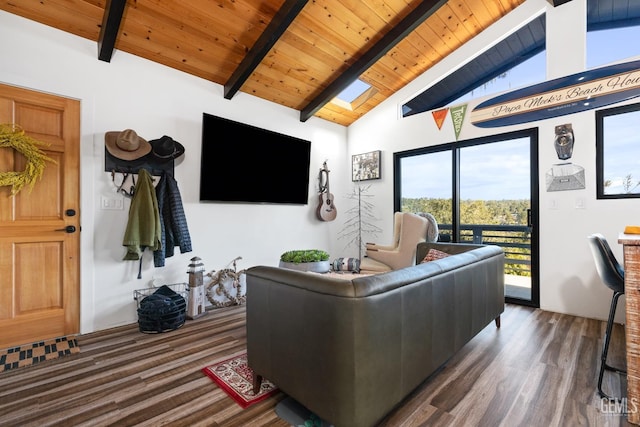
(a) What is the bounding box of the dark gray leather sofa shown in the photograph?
[245,242,505,427]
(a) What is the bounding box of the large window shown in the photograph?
[394,129,539,306]
[587,26,640,69]
[596,102,640,199]
[403,8,640,119]
[447,51,546,107]
[450,24,640,108]
[401,14,546,118]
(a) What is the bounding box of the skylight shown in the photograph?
[337,79,371,102]
[331,79,376,111]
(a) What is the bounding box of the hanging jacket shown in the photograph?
[122,169,162,261]
[154,171,192,267]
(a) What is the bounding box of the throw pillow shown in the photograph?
[332,257,361,273]
[421,248,450,263]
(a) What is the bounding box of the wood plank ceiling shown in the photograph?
[0,0,526,127]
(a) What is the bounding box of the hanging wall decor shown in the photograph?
[0,123,56,196]
[352,150,381,181]
[546,123,585,192]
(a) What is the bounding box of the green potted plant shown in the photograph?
[279,249,330,273]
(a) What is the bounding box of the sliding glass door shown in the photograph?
[394,128,539,307]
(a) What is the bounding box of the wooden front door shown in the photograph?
[0,83,80,349]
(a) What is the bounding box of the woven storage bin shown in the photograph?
[136,284,187,333]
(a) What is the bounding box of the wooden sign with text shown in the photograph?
[470,59,640,128]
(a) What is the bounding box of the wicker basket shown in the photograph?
[134,284,188,333]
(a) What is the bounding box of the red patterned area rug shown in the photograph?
[0,336,80,373]
[202,351,279,408]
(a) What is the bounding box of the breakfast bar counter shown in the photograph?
[618,233,640,424]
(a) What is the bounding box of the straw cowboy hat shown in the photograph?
[105,129,152,161]
[149,135,185,161]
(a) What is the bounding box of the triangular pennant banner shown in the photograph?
[432,108,448,130]
[450,104,468,140]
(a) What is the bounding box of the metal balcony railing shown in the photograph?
[437,224,532,277]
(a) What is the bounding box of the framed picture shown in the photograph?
[596,102,640,199]
[352,150,381,181]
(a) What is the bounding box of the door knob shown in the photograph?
[65,209,76,216]
[55,225,76,233]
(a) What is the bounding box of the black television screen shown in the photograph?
[199,113,312,204]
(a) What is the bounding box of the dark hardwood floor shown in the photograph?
[0,303,631,426]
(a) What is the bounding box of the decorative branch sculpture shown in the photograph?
[338,184,382,260]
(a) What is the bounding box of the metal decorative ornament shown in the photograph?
[0,124,56,196]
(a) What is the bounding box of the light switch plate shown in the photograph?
[101,195,124,210]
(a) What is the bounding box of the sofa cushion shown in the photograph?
[312,271,374,280]
[421,248,451,263]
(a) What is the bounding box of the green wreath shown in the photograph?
[0,123,56,196]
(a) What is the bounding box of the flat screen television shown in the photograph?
[199,113,312,204]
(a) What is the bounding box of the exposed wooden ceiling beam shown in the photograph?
[547,0,573,6]
[300,0,447,122]
[98,0,127,62]
[224,0,309,100]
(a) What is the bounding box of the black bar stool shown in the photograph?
[587,233,627,400]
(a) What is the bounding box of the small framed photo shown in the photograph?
[352,150,381,181]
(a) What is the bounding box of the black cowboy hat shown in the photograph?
[149,135,185,161]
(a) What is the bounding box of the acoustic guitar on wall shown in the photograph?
[316,160,337,222]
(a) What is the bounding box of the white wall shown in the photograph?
[0,10,348,333]
[350,0,637,323]
[1,0,635,334]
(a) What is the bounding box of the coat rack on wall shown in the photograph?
[105,149,174,198]
[104,130,185,197]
